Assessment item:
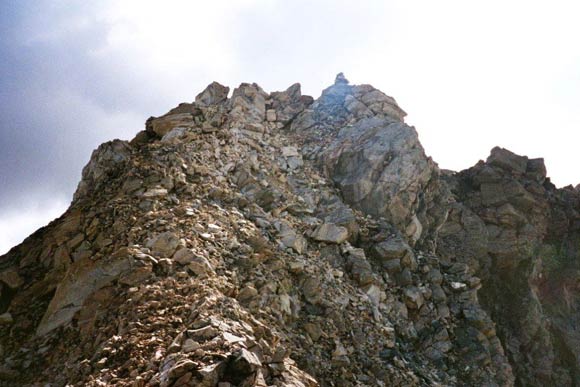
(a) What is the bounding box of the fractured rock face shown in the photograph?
[229,82,269,138]
[2,74,580,387]
[291,76,449,247]
[73,140,132,202]
[36,254,136,336]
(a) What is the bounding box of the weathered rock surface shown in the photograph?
[1,75,579,387]
[437,147,580,386]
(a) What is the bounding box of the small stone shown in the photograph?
[347,250,374,286]
[421,286,433,300]
[276,221,307,254]
[365,284,382,307]
[467,277,482,289]
[197,362,224,385]
[400,252,418,270]
[173,372,193,387]
[331,339,350,366]
[281,146,300,157]
[278,294,292,315]
[161,127,188,143]
[187,256,213,276]
[451,282,467,291]
[200,233,213,241]
[223,332,245,344]
[332,340,348,357]
[207,223,222,232]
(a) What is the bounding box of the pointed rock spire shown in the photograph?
[334,72,349,85]
[195,81,230,106]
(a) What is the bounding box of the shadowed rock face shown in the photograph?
[439,147,580,386]
[1,74,579,386]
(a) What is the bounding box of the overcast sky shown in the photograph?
[1,0,579,254]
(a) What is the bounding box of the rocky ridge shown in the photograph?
[1,74,579,386]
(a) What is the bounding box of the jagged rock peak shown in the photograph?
[195,81,230,106]
[2,74,580,387]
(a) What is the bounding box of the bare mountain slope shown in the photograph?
[1,74,579,386]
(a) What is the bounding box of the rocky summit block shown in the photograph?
[0,74,579,387]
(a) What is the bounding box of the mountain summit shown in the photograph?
[1,75,579,386]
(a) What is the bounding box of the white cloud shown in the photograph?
[341,0,580,186]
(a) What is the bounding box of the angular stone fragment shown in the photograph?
[487,147,527,175]
[311,223,349,244]
[228,348,262,375]
[173,248,196,265]
[345,248,374,286]
[147,232,180,257]
[304,322,322,341]
[237,285,258,303]
[270,83,313,123]
[142,188,168,198]
[275,220,307,253]
[373,237,414,266]
[150,113,196,137]
[403,286,424,309]
[302,277,322,304]
[266,109,277,122]
[168,359,196,380]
